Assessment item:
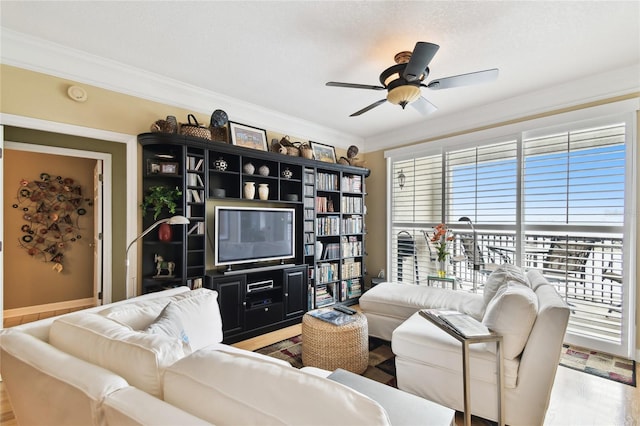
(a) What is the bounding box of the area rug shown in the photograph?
[254,336,396,387]
[560,344,636,387]
[255,336,636,388]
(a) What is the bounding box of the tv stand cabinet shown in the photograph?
[206,264,307,343]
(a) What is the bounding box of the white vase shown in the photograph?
[244,182,256,199]
[258,183,269,200]
[315,240,323,260]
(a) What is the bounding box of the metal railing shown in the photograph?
[392,227,623,342]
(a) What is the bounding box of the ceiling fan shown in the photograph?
[326,42,499,117]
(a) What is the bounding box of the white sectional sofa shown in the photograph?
[1,287,454,426]
[359,266,570,426]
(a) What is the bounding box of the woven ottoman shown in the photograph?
[301,311,369,374]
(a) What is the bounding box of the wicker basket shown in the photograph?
[180,114,211,140]
[300,144,314,159]
[278,136,301,157]
[301,312,368,374]
[210,126,228,143]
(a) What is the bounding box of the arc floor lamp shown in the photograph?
[125,215,190,295]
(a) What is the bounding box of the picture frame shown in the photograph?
[311,141,337,163]
[147,159,162,174]
[229,121,268,151]
[160,162,179,175]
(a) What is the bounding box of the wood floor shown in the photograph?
[2,314,638,425]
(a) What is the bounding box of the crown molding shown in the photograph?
[2,28,638,154]
[0,28,364,149]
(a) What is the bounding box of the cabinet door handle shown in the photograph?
[242,301,246,307]
[264,307,269,312]
[284,292,289,297]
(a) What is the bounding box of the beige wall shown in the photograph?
[362,100,640,354]
[3,150,95,308]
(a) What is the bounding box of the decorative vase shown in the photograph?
[437,260,447,278]
[244,182,256,199]
[158,222,172,242]
[243,162,255,175]
[258,183,269,200]
[258,165,270,176]
[214,157,228,171]
[315,240,323,260]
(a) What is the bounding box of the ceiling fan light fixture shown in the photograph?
[387,85,421,108]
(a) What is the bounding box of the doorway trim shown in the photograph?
[5,141,111,305]
[0,114,138,327]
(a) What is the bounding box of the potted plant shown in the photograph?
[141,185,182,220]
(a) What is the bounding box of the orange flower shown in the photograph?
[430,223,453,261]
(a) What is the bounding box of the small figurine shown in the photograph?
[154,254,175,277]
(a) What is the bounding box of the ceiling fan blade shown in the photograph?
[411,96,438,116]
[426,68,499,90]
[403,42,440,81]
[326,81,385,90]
[350,99,387,117]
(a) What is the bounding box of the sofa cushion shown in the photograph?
[482,281,538,360]
[99,288,223,350]
[483,264,529,306]
[49,313,186,398]
[163,348,391,426]
[103,386,213,426]
[360,282,485,322]
[145,302,192,354]
[391,312,520,388]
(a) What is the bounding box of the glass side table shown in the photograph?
[427,274,460,290]
[419,310,504,426]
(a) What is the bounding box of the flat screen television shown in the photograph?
[214,206,296,268]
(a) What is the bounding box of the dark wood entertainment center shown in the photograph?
[139,132,369,343]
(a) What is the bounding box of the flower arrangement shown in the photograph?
[430,223,454,262]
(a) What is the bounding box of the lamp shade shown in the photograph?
[166,215,190,225]
[387,85,421,108]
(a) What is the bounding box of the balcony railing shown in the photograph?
[392,227,624,343]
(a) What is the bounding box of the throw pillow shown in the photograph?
[483,264,529,306]
[482,281,538,360]
[166,289,223,351]
[145,302,191,354]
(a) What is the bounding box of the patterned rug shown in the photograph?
[560,344,636,387]
[254,336,397,387]
[255,336,636,388]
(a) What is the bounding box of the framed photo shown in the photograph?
[160,162,179,175]
[311,141,337,163]
[147,159,162,174]
[229,122,268,151]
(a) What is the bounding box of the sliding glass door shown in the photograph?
[387,106,636,358]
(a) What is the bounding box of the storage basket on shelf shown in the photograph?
[179,114,211,140]
[300,143,314,159]
[278,136,300,157]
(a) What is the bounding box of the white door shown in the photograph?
[93,161,104,305]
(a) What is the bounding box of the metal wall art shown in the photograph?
[12,173,91,273]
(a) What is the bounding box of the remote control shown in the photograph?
[334,305,356,315]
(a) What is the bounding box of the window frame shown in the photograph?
[384,98,638,358]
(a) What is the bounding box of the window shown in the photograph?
[386,101,637,358]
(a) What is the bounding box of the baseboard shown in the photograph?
[3,298,95,319]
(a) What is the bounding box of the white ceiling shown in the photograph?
[1,1,639,151]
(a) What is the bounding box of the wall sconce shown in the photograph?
[398,169,406,189]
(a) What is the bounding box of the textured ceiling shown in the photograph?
[1,1,639,145]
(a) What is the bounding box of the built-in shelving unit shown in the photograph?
[138,131,368,342]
